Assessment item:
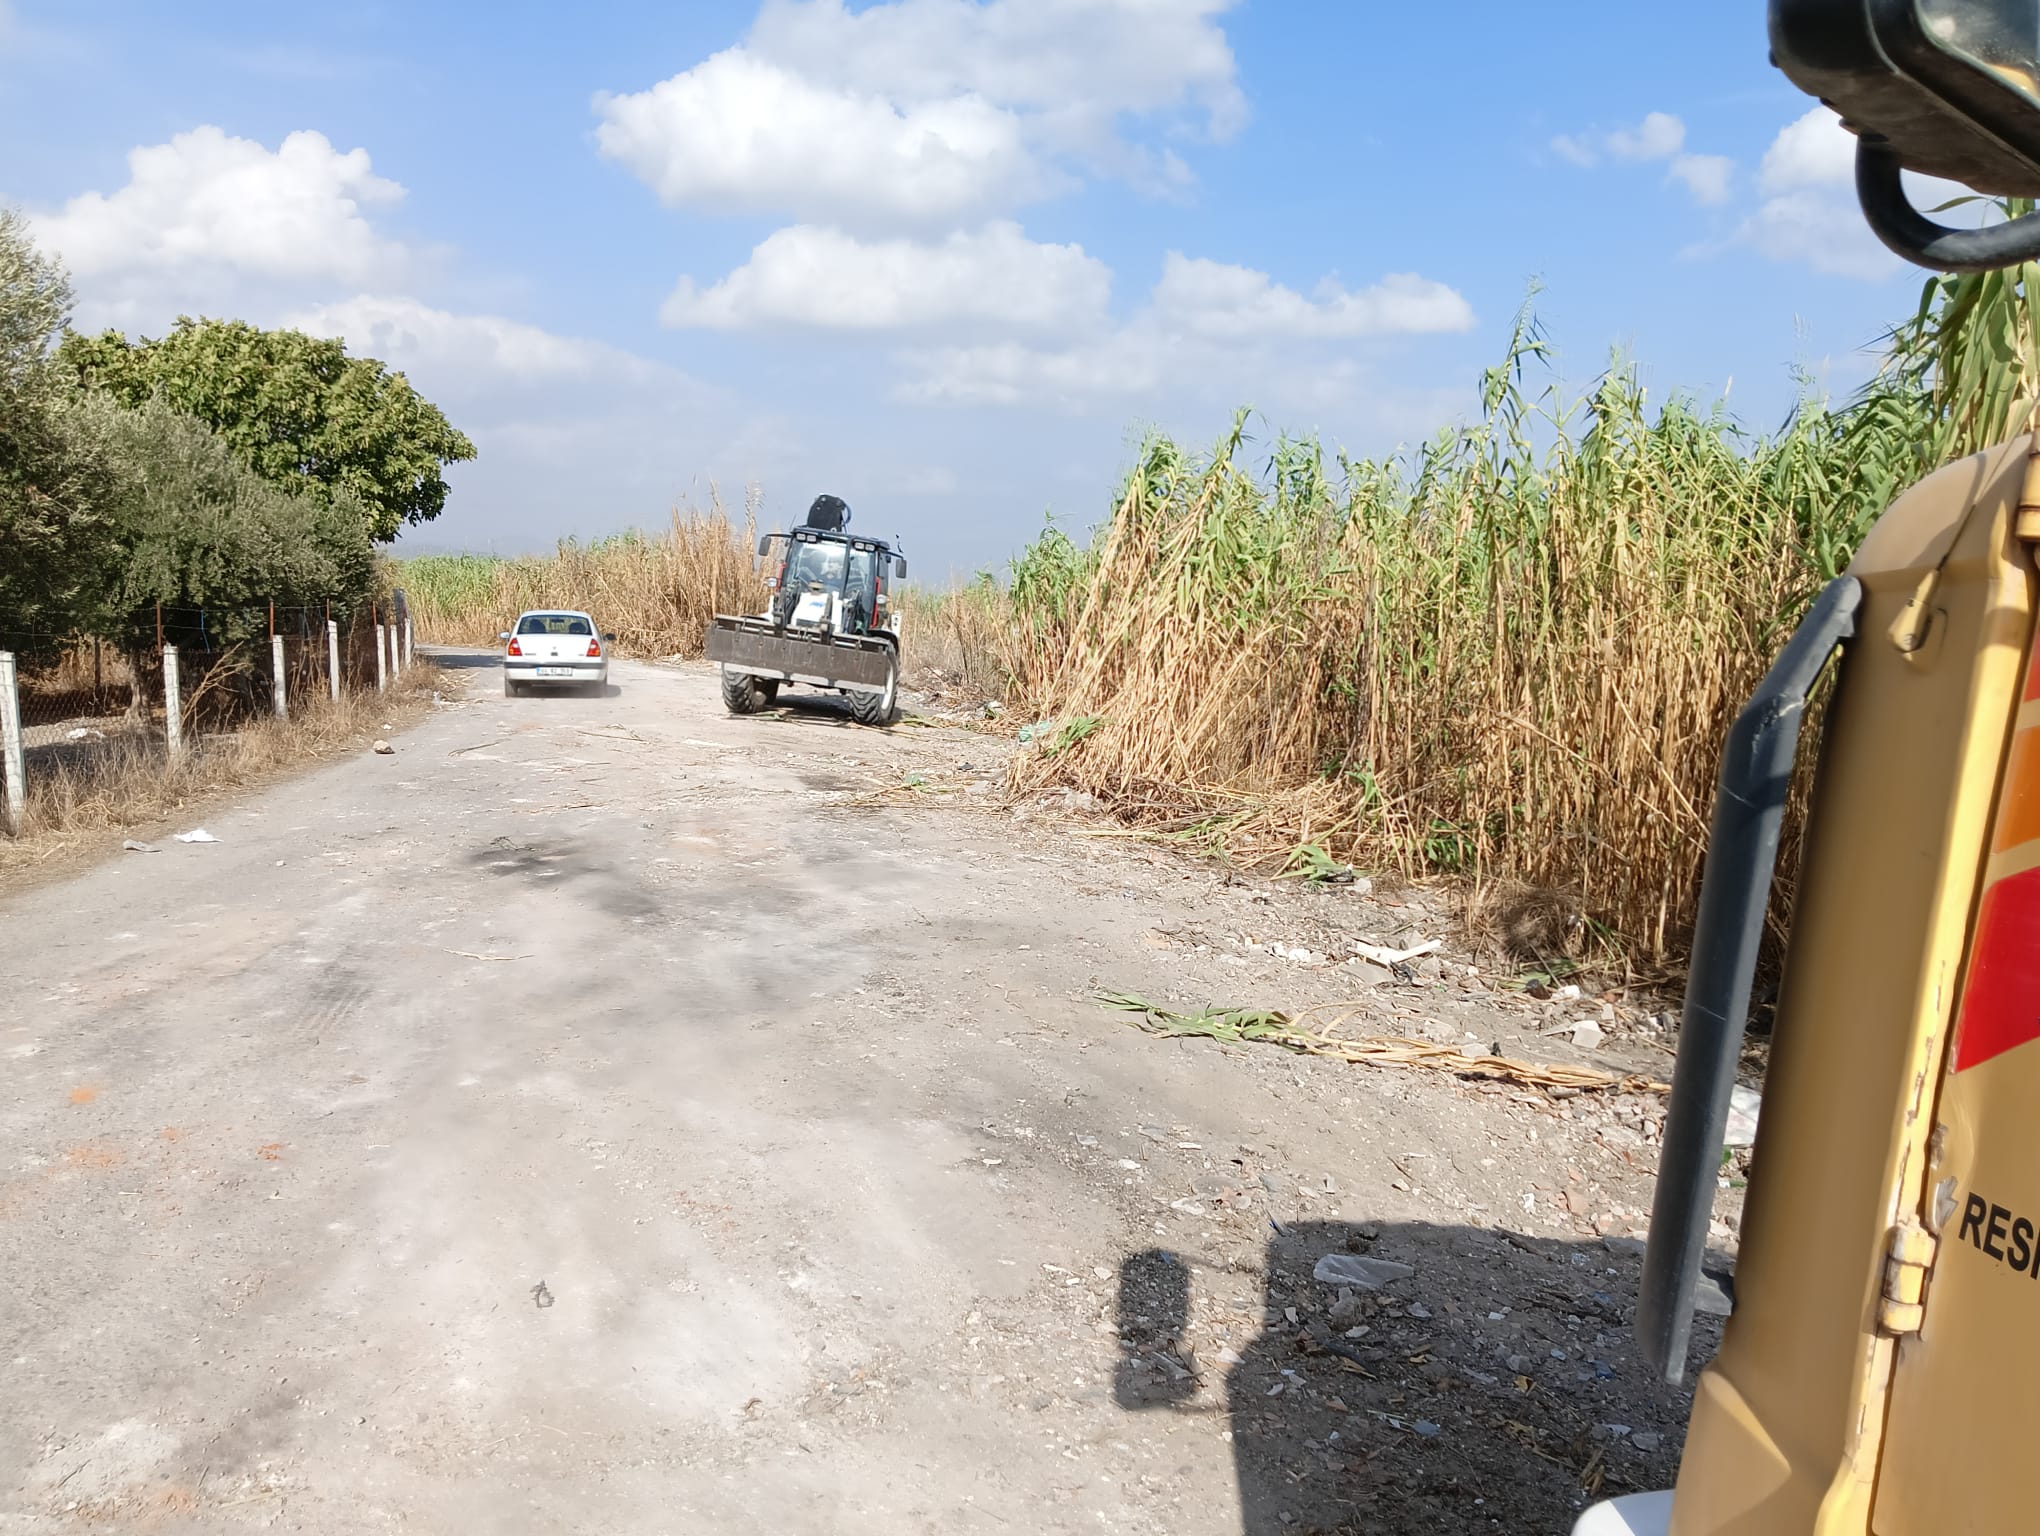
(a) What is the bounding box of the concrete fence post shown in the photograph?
[327,620,341,702]
[404,618,415,668]
[271,634,288,719]
[374,625,388,692]
[163,645,183,758]
[0,651,25,834]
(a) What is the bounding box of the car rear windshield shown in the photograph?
[517,614,592,636]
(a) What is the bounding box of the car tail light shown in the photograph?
[587,638,602,658]
[507,637,523,657]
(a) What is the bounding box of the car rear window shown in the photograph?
[517,614,592,636]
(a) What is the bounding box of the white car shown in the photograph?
[500,610,612,697]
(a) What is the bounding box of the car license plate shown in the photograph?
[536,666,575,678]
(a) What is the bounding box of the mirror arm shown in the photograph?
[1857,138,2040,271]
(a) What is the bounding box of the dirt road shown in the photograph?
[1,655,1710,1533]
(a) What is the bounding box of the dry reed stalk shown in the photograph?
[403,499,767,658]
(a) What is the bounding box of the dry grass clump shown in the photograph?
[404,502,766,657]
[1004,325,1914,962]
[0,662,445,886]
[898,579,1024,698]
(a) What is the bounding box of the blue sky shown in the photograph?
[0,0,1940,578]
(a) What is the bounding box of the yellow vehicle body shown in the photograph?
[1628,437,2040,1534]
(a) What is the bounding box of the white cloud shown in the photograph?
[1669,153,1734,206]
[897,334,1164,407]
[1152,255,1474,342]
[749,0,1247,143]
[32,127,407,292]
[1740,108,1899,279]
[596,0,1245,230]
[288,296,669,385]
[661,221,1111,334]
[1608,112,1686,162]
[594,50,1046,230]
[898,256,1475,411]
[1759,107,1854,194]
[1552,111,1686,168]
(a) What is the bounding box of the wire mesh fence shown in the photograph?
[0,593,415,837]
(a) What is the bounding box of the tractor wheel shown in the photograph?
[848,657,898,727]
[721,668,769,714]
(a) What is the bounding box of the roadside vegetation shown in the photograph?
[0,207,473,859]
[0,208,471,671]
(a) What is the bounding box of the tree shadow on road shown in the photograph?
[1114,1221,1718,1535]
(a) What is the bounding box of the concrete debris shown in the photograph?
[1351,938,1442,968]
[1724,1085,1763,1148]
[372,740,396,755]
[1312,1253,1415,1289]
[1571,1020,1605,1051]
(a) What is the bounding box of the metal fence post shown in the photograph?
[271,634,288,719]
[327,620,341,702]
[0,652,25,834]
[163,644,183,757]
[375,625,388,692]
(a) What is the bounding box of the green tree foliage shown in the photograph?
[0,208,120,642]
[73,394,378,656]
[61,317,476,542]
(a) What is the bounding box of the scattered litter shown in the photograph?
[120,840,158,854]
[1553,983,1583,1002]
[1724,1085,1763,1148]
[372,740,395,755]
[173,828,218,844]
[531,1280,554,1309]
[1351,938,1442,968]
[1407,1302,1433,1319]
[1099,993,1669,1095]
[442,949,530,962]
[1630,1431,1663,1453]
[1571,1021,1605,1051]
[66,727,105,742]
[1169,1198,1208,1217]
[1313,1253,1415,1289]
[1413,1421,1443,1437]
[1017,720,1057,745]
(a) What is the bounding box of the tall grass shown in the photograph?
[403,503,765,657]
[1008,314,1933,961]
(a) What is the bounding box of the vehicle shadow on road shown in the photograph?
[1114,1220,1713,1534]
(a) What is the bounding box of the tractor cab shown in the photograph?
[765,527,897,638]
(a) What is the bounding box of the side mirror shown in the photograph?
[757,535,772,558]
[498,631,512,641]
[894,558,908,580]
[1774,0,2040,269]
[603,632,617,642]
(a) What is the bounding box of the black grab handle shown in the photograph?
[1638,575,1864,1384]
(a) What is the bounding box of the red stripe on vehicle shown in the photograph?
[1955,866,2040,1072]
